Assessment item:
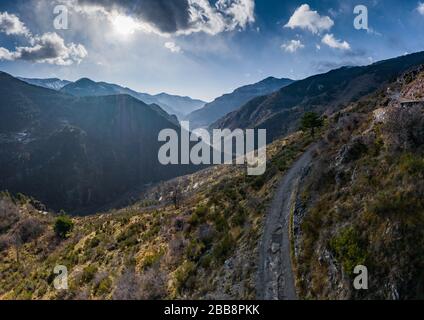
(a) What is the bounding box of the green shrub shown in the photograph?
[369,189,424,218]
[95,276,112,296]
[212,235,235,264]
[118,222,146,247]
[185,240,206,262]
[211,213,228,232]
[300,112,324,136]
[89,236,101,248]
[399,153,424,176]
[54,215,74,239]
[174,261,196,294]
[199,254,213,269]
[250,175,266,190]
[196,205,208,216]
[81,265,98,283]
[231,206,247,227]
[189,205,209,226]
[142,249,164,269]
[330,227,367,276]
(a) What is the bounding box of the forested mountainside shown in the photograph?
[213,51,424,141]
[0,72,196,213]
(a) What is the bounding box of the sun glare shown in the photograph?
[111,14,139,36]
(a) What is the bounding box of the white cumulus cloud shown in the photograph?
[0,11,88,65]
[0,47,16,60]
[215,0,255,29]
[0,11,30,36]
[284,4,334,34]
[164,42,182,53]
[322,33,351,50]
[281,40,304,53]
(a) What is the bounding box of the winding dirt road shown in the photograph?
[257,146,315,300]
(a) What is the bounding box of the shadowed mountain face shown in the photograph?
[0,73,196,213]
[213,51,424,141]
[60,78,205,119]
[185,77,294,128]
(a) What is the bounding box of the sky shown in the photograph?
[0,0,424,101]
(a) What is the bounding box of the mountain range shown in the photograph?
[18,77,71,90]
[185,77,294,128]
[1,51,424,300]
[213,51,424,141]
[19,77,206,119]
[0,72,198,213]
[4,51,424,213]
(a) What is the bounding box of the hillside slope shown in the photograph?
[0,72,194,213]
[186,77,294,128]
[214,52,424,141]
[1,57,423,301]
[0,133,314,300]
[292,67,424,299]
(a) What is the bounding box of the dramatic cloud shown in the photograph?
[281,40,304,53]
[418,3,424,15]
[216,0,255,29]
[322,33,350,50]
[67,0,255,36]
[0,47,15,60]
[164,41,182,53]
[0,11,87,65]
[16,33,88,65]
[284,4,334,34]
[0,11,30,36]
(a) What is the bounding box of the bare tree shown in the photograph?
[172,186,181,209]
[0,197,20,233]
[10,217,45,264]
[113,269,141,300]
[139,266,168,300]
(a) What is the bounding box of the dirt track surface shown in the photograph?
[257,146,315,300]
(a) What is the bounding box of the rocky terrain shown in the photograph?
[291,67,424,299]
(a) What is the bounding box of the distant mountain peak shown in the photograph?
[17,76,72,91]
[76,77,94,82]
[60,77,205,118]
[185,76,294,128]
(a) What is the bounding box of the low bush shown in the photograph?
[54,215,74,239]
[329,227,368,276]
